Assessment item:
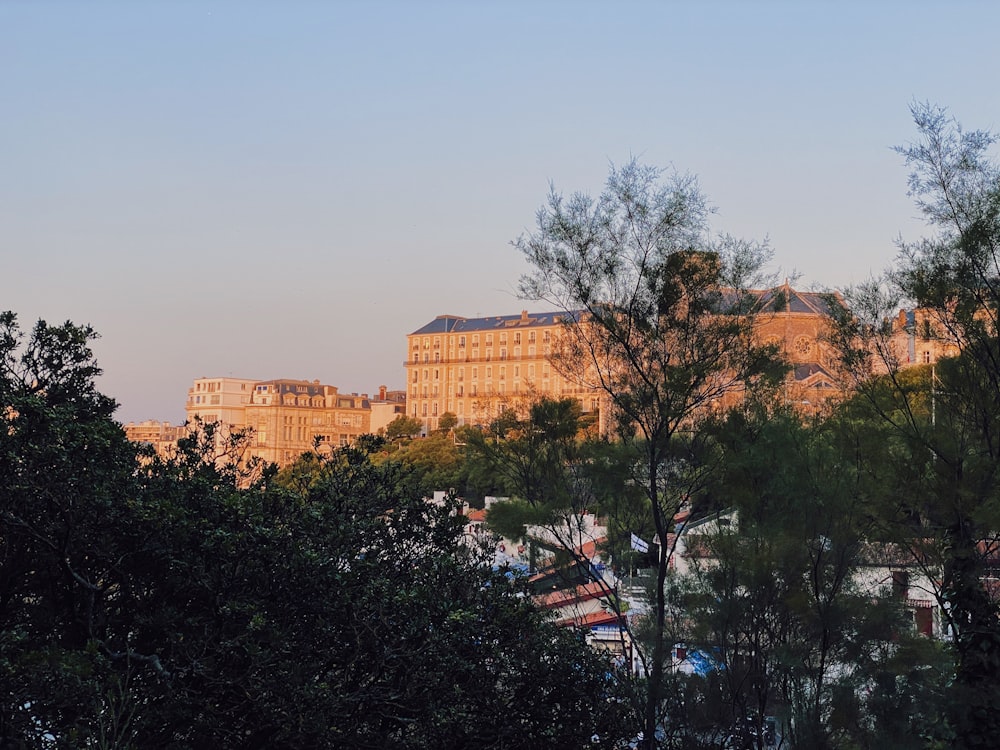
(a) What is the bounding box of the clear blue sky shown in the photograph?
[3,1,998,423]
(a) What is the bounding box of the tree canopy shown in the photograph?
[0,312,632,749]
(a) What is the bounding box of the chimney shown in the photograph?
[521,309,528,322]
[379,384,387,400]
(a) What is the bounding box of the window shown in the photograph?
[543,330,551,343]
[922,350,931,364]
[499,367,505,380]
[432,403,438,416]
[528,331,536,343]
[499,333,507,345]
[412,370,418,382]
[915,606,933,636]
[500,348,507,360]
[514,332,521,345]
[434,369,439,380]
[413,352,419,362]
[459,335,466,347]
[486,334,493,346]
[434,352,440,362]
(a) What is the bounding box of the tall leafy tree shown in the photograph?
[828,104,1000,748]
[676,407,944,750]
[515,159,783,747]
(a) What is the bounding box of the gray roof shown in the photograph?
[409,311,575,336]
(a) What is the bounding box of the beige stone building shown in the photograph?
[407,286,851,432]
[184,377,377,467]
[405,310,597,433]
[750,284,846,410]
[889,307,962,367]
[122,420,187,457]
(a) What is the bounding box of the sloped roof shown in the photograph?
[536,581,608,610]
[793,363,840,388]
[556,610,625,629]
[409,311,576,336]
[753,285,844,317]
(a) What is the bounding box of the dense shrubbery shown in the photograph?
[0,313,632,749]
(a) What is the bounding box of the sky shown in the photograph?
[3,1,999,424]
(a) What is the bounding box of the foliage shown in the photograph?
[436,411,458,432]
[382,430,465,497]
[515,159,783,748]
[384,414,425,440]
[675,407,948,750]
[828,104,1000,748]
[0,312,634,749]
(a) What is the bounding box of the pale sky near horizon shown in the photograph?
[3,1,999,424]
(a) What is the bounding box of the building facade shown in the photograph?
[184,377,377,467]
[407,286,847,432]
[122,420,187,457]
[750,284,846,410]
[405,310,597,433]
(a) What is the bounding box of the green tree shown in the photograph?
[515,159,783,747]
[0,312,634,749]
[828,104,1000,748]
[437,411,458,432]
[384,414,425,440]
[382,428,466,496]
[675,407,945,750]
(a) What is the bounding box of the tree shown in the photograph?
[384,413,424,440]
[437,411,458,432]
[675,407,944,750]
[515,159,782,747]
[0,312,150,747]
[829,103,1000,748]
[381,428,466,496]
[0,312,634,748]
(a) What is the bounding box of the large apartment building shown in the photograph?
[406,285,854,432]
[405,310,597,433]
[184,377,402,467]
